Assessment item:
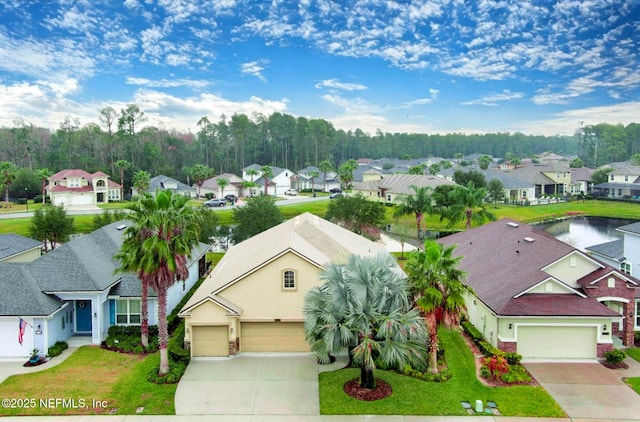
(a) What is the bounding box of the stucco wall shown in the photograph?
[544,252,601,287]
[46,307,74,348]
[184,300,235,344]
[220,252,322,321]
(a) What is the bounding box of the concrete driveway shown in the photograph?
[175,353,321,416]
[525,359,640,420]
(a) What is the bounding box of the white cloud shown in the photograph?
[126,77,210,89]
[403,88,439,107]
[462,90,525,106]
[241,60,269,82]
[314,79,367,91]
[518,102,640,136]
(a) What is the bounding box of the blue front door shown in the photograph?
[75,300,92,333]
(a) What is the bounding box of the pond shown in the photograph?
[534,216,639,251]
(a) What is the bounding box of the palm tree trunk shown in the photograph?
[157,286,170,375]
[360,364,376,389]
[141,281,148,348]
[428,332,439,374]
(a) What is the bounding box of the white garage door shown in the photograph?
[0,318,33,358]
[518,326,597,360]
[192,326,229,357]
[241,322,309,353]
[70,193,94,206]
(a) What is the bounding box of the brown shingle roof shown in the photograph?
[439,219,596,315]
[500,294,620,317]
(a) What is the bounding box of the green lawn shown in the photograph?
[624,348,640,394]
[0,346,176,416]
[319,329,565,417]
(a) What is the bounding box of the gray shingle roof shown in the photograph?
[585,239,624,260]
[148,175,195,193]
[0,234,42,261]
[0,264,63,316]
[617,222,640,235]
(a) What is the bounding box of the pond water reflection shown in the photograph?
[535,216,638,251]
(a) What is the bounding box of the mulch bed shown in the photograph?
[343,378,393,401]
[23,357,48,367]
[600,361,629,370]
[460,330,538,387]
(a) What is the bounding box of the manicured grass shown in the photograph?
[626,347,640,362]
[624,347,640,394]
[319,329,565,417]
[0,346,176,416]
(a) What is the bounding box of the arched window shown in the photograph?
[283,270,295,290]
[96,180,105,187]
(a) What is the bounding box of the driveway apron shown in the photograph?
[175,353,320,416]
[524,360,640,420]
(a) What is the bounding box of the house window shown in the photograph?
[283,270,296,290]
[607,277,616,288]
[68,178,80,188]
[621,262,632,275]
[387,194,392,201]
[569,257,577,267]
[610,174,614,181]
[636,302,640,328]
[625,175,629,182]
[116,299,141,325]
[96,180,105,187]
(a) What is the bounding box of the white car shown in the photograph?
[284,189,298,196]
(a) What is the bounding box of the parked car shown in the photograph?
[329,192,342,199]
[329,187,342,193]
[284,189,298,196]
[224,194,238,203]
[204,198,226,207]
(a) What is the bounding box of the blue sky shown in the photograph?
[0,0,638,136]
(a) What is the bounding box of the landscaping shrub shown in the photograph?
[500,364,532,384]
[604,348,626,365]
[504,352,522,365]
[484,355,509,380]
[460,320,483,343]
[47,341,69,358]
[105,325,159,354]
[147,358,187,384]
[400,364,452,382]
[479,364,491,378]
[168,321,191,365]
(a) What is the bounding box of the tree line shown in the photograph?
[2,106,639,190]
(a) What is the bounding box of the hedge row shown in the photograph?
[47,341,69,358]
[460,320,522,365]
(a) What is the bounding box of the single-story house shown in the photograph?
[47,169,121,208]
[439,218,638,361]
[0,221,209,359]
[178,212,390,357]
[0,234,42,263]
[352,174,456,205]
[133,175,196,198]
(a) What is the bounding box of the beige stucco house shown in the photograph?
[352,174,456,205]
[178,212,390,357]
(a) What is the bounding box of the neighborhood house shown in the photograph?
[178,212,390,357]
[0,221,209,359]
[47,169,122,208]
[439,219,639,361]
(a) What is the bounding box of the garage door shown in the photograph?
[517,326,597,360]
[192,326,229,357]
[0,318,33,358]
[241,322,309,352]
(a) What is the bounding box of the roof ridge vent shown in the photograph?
[507,222,519,228]
[523,237,535,243]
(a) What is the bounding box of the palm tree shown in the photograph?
[337,159,358,192]
[190,164,211,198]
[304,253,428,389]
[318,160,333,192]
[440,182,496,229]
[261,165,273,196]
[308,170,319,195]
[115,190,200,374]
[405,240,468,373]
[0,161,17,208]
[132,170,151,195]
[217,177,229,198]
[35,168,52,204]
[115,159,130,201]
[394,185,434,240]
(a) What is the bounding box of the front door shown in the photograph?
[75,300,92,333]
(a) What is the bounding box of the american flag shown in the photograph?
[18,318,27,345]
